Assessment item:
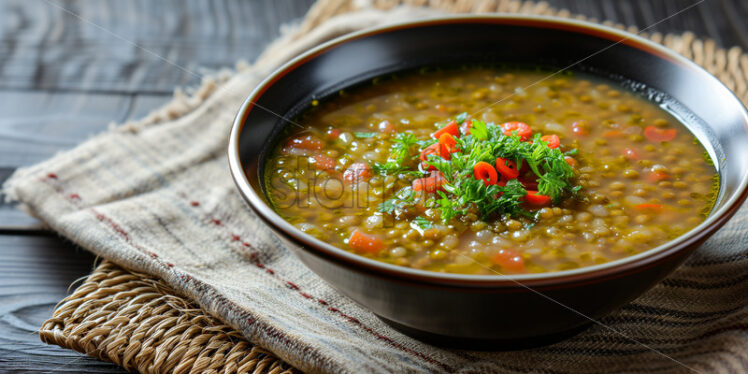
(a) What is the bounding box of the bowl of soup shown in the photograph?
[228,15,748,346]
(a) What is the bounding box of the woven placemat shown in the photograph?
[39,0,748,373]
[41,261,297,374]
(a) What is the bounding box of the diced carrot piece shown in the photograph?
[643,126,677,142]
[313,154,336,171]
[286,134,324,150]
[501,122,532,141]
[473,161,498,186]
[570,121,589,137]
[412,178,426,192]
[348,229,384,254]
[622,147,639,161]
[647,171,670,182]
[326,128,341,139]
[634,203,665,212]
[540,134,560,149]
[377,120,396,133]
[564,156,577,167]
[343,162,372,183]
[603,130,623,138]
[412,171,446,193]
[491,249,525,273]
[431,121,460,139]
[495,157,519,179]
[523,190,551,207]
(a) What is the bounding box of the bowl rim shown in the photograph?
[228,14,748,287]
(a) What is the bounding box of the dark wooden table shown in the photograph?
[1,1,746,372]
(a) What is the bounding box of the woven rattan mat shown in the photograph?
[39,0,748,373]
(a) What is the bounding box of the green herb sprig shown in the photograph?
[373,132,420,176]
[377,114,579,223]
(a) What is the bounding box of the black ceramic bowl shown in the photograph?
[228,15,748,347]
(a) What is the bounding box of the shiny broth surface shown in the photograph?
[265,68,717,275]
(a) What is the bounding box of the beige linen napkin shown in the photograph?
[5,1,748,373]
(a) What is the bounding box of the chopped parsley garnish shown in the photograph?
[373,132,419,176]
[378,186,415,214]
[412,216,433,230]
[377,113,580,223]
[455,112,468,125]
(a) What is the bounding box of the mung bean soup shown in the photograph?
[265,68,718,275]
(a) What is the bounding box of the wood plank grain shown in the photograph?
[0,91,168,168]
[547,0,748,49]
[0,91,170,231]
[0,235,125,373]
[0,0,317,93]
[720,0,748,48]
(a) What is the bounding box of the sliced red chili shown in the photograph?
[523,190,552,207]
[501,122,532,141]
[438,133,458,160]
[419,143,440,171]
[497,175,509,187]
[431,120,459,139]
[540,134,560,149]
[520,180,539,191]
[495,157,519,179]
[517,159,528,173]
[473,161,498,186]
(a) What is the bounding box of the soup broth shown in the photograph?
[265,68,717,275]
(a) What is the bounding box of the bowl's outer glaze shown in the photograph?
[229,16,748,344]
[272,224,705,344]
